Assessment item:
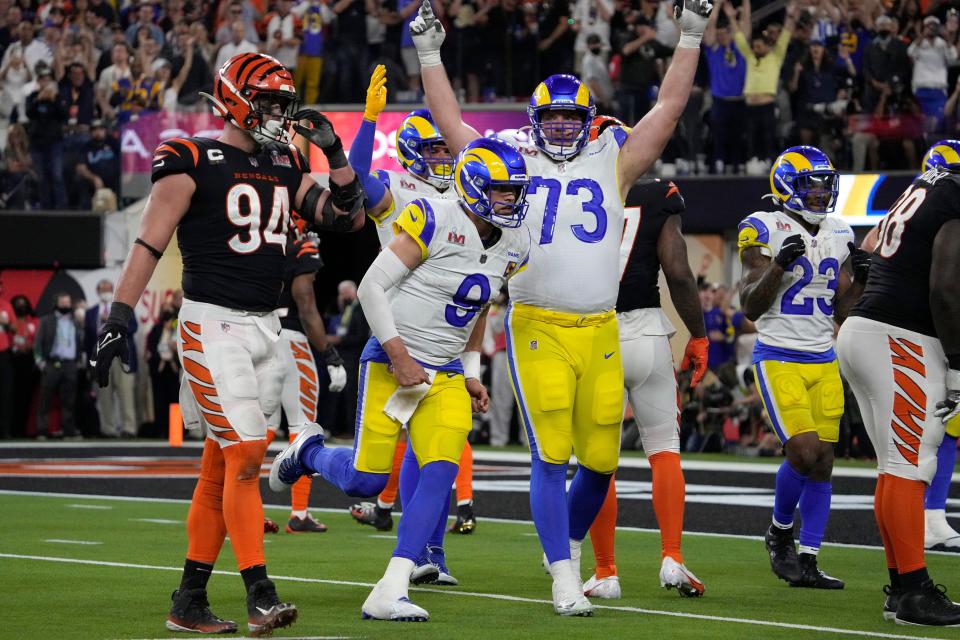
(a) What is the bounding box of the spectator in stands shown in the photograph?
[581,33,614,113]
[34,292,83,440]
[0,5,22,53]
[214,20,258,74]
[612,2,672,124]
[169,28,211,110]
[7,21,54,80]
[84,279,138,438]
[330,0,371,104]
[125,0,164,47]
[74,119,118,208]
[480,0,537,99]
[266,0,300,80]
[96,40,131,120]
[326,280,368,436]
[536,0,574,79]
[898,0,923,42]
[703,0,745,174]
[9,294,37,438]
[88,0,116,31]
[26,65,67,209]
[0,279,13,439]
[701,283,733,374]
[189,22,215,66]
[60,61,95,128]
[863,14,910,113]
[155,49,192,112]
[159,0,186,35]
[214,0,260,47]
[0,27,34,125]
[908,15,957,134]
[55,31,97,83]
[145,290,181,438]
[726,0,797,175]
[396,0,436,92]
[571,0,613,73]
[788,37,856,150]
[292,0,332,104]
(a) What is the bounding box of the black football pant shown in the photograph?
[37,360,79,437]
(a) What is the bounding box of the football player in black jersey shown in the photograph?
[89,53,365,636]
[837,141,960,626]
[581,115,709,601]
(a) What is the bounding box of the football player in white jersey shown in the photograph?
[269,137,532,621]
[737,146,871,589]
[410,0,713,616]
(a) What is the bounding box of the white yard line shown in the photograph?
[67,503,112,510]
[130,518,181,525]
[43,539,102,545]
[0,552,949,640]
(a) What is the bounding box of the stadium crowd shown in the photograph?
[3,0,960,209]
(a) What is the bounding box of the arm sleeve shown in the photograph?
[356,247,411,345]
[392,199,438,260]
[349,117,377,177]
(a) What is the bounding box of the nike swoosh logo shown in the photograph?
[98,334,121,351]
[153,160,165,167]
[409,214,418,222]
[255,606,273,615]
[604,352,615,359]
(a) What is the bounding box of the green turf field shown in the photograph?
[2,492,957,640]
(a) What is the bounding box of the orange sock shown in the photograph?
[589,475,618,578]
[650,451,685,562]
[378,439,407,508]
[874,474,897,570]
[455,441,474,504]
[222,440,268,570]
[883,473,927,575]
[289,433,311,514]
[186,438,228,564]
[264,429,277,445]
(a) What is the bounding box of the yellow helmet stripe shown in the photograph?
[779,151,814,173]
[406,115,439,139]
[533,82,551,107]
[463,147,510,181]
[575,82,591,107]
[934,144,960,166]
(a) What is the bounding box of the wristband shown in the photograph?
[106,300,133,327]
[417,49,442,68]
[462,351,481,380]
[677,33,703,49]
[322,136,348,170]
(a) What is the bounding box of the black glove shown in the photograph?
[848,241,871,284]
[292,108,350,170]
[321,344,344,368]
[90,301,133,388]
[774,234,806,269]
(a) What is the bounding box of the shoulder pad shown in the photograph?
[392,198,438,260]
[737,213,773,257]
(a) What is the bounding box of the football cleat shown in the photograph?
[361,583,429,622]
[286,514,328,533]
[165,588,238,634]
[409,561,440,585]
[541,540,583,578]
[350,502,394,531]
[895,581,960,627]
[660,556,705,597]
[764,524,801,584]
[924,509,960,552]
[263,517,279,534]
[448,501,476,534]
[411,546,458,586]
[583,574,621,599]
[246,579,297,637]
[269,423,324,493]
[552,578,594,617]
[789,553,844,589]
[884,584,903,622]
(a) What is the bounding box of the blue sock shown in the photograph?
[394,461,459,561]
[303,446,387,498]
[429,488,452,549]
[798,480,832,552]
[925,435,958,510]
[398,441,420,512]
[773,460,808,528]
[567,466,613,541]
[530,457,570,564]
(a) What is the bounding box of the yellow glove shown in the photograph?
[363,64,388,122]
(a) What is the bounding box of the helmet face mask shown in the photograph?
[247,89,299,145]
[454,138,530,229]
[528,74,596,161]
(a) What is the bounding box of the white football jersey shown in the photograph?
[388,198,532,366]
[737,210,855,355]
[370,169,456,247]
[499,127,628,314]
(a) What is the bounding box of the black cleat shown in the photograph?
[350,502,394,531]
[895,581,960,627]
[789,553,844,589]
[165,588,238,634]
[884,585,903,622]
[246,579,298,637]
[764,524,801,584]
[448,502,476,535]
[263,517,279,534]
[286,514,328,533]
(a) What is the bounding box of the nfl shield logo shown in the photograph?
[529,340,538,350]
[248,157,259,167]
[221,322,231,333]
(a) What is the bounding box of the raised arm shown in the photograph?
[349,64,393,220]
[703,0,723,47]
[410,0,480,155]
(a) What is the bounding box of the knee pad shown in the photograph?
[576,423,621,474]
[342,470,389,498]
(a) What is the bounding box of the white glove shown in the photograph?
[409,0,445,67]
[327,364,347,393]
[674,0,713,49]
[934,369,960,438]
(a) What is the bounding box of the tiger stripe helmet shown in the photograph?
[395,109,453,190]
[527,74,596,161]
[454,138,529,228]
[202,52,299,145]
[769,146,839,224]
[922,139,960,172]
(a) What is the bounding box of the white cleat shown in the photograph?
[552,579,594,617]
[583,574,621,599]
[542,539,583,576]
[268,423,324,493]
[660,556,705,597]
[925,509,960,552]
[361,585,429,622]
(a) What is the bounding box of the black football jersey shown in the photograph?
[151,137,309,312]
[852,168,960,337]
[278,233,323,333]
[616,179,686,313]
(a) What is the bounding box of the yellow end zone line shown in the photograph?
[0,553,950,640]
